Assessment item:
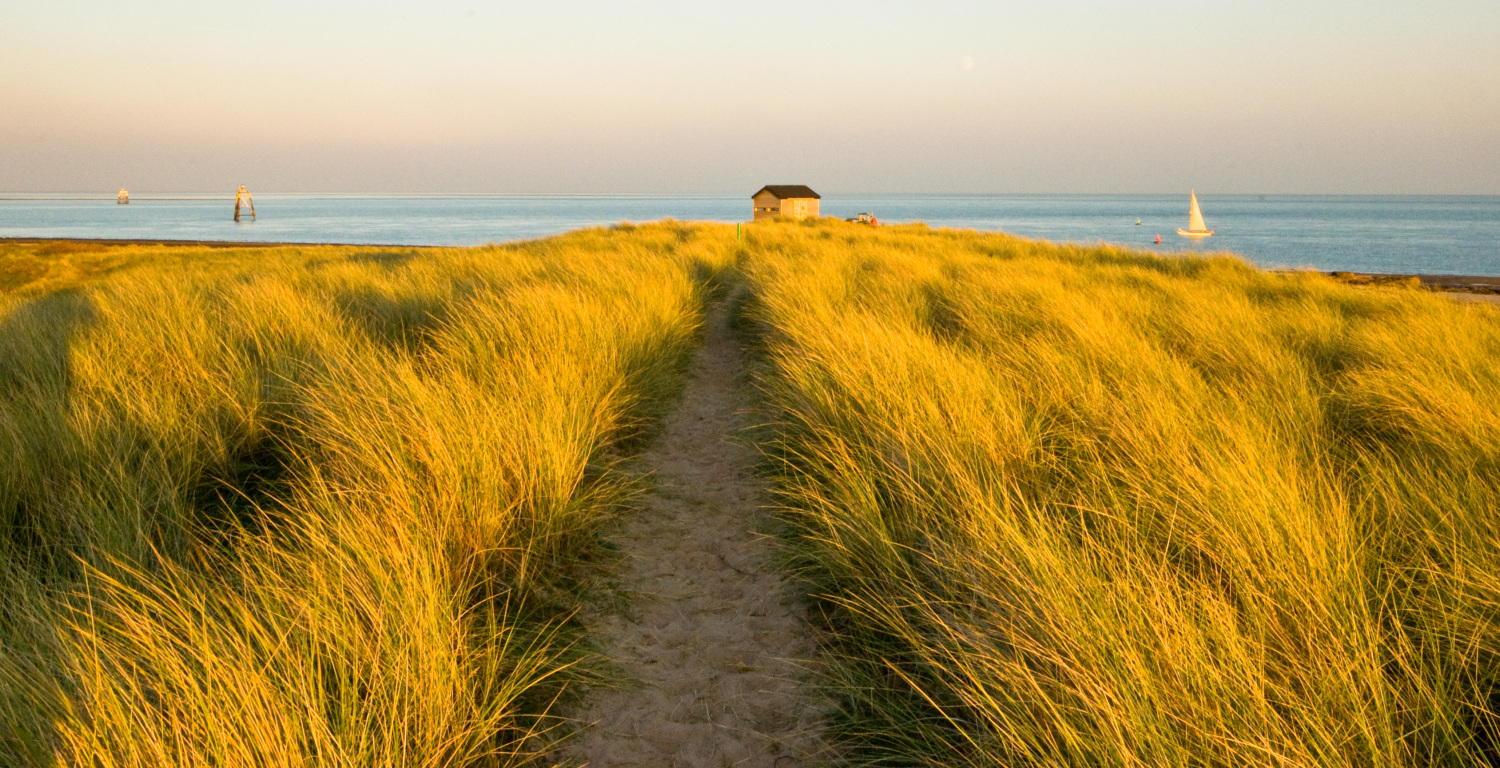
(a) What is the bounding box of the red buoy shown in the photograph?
[1154,234,1162,244]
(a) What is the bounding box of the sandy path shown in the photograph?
[566,299,826,767]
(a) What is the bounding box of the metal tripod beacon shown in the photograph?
[234,185,256,222]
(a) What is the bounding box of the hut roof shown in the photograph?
[753,185,820,200]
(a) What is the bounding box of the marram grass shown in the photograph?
[0,225,735,766]
[3,219,1498,767]
[740,219,1500,767]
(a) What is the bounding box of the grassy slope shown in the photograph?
[741,219,1500,766]
[0,226,735,766]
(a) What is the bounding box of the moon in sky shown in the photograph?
[961,56,974,70]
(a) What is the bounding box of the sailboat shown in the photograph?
[1177,190,1214,238]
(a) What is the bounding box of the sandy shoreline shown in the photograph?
[1319,270,1500,293]
[1314,270,1500,302]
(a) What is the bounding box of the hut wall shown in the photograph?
[753,191,782,221]
[751,191,819,221]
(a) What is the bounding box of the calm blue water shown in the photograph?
[2,193,1497,275]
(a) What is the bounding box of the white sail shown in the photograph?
[1187,190,1207,232]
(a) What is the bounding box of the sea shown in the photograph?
[2,193,1497,276]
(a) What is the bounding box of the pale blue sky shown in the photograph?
[2,0,1497,193]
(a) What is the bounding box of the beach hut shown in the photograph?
[752,185,820,222]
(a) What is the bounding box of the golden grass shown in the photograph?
[740,219,1500,766]
[5,220,1498,766]
[0,225,735,765]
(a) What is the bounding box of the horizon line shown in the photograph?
[5,191,1500,200]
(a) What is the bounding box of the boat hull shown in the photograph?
[1177,229,1215,238]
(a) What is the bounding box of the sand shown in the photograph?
[565,297,828,767]
[1451,292,1500,304]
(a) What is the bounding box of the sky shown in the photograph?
[2,0,1498,194]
